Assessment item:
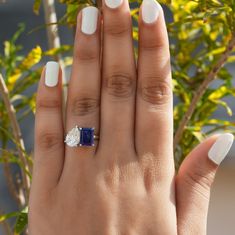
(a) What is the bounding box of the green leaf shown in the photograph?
[33,0,42,15]
[59,0,78,3]
[160,0,171,4]
[0,211,19,222]
[208,86,233,100]
[213,100,233,116]
[191,131,205,142]
[228,55,235,63]
[8,45,42,90]
[43,45,72,56]
[206,46,226,57]
[14,208,28,234]
[207,119,234,126]
[11,23,25,44]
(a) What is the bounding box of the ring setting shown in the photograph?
[64,126,99,147]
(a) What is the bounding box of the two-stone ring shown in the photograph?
[64,126,99,147]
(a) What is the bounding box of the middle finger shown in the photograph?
[99,0,137,154]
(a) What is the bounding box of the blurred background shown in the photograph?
[0,0,235,234]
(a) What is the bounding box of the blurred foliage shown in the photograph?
[0,23,41,144]
[169,0,235,165]
[0,207,28,234]
[1,0,235,233]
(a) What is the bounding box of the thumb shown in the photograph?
[176,133,234,235]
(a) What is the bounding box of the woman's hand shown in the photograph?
[29,0,234,234]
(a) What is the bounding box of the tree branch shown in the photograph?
[2,155,21,205]
[0,147,21,205]
[174,34,235,151]
[42,0,62,58]
[96,0,102,8]
[0,74,30,204]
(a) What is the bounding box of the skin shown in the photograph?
[29,1,222,234]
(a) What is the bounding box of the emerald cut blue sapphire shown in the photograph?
[79,127,95,146]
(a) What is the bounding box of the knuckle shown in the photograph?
[139,154,162,192]
[37,98,61,110]
[142,167,157,193]
[37,132,62,152]
[102,161,141,194]
[103,166,120,194]
[139,80,172,105]
[74,44,98,63]
[71,96,99,116]
[140,38,167,52]
[183,167,216,200]
[104,73,135,99]
[104,19,131,37]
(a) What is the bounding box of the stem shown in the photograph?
[42,0,61,58]
[96,0,102,8]
[206,125,230,135]
[2,153,21,205]
[0,223,11,235]
[174,34,235,151]
[0,74,30,204]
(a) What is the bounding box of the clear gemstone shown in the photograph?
[65,126,80,147]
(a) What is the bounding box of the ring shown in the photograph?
[64,126,99,147]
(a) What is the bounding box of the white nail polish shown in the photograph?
[105,0,123,9]
[208,133,234,165]
[81,6,99,35]
[45,61,59,87]
[142,0,162,24]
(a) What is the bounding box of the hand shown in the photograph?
[28,0,234,234]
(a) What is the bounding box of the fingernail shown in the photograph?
[105,0,123,9]
[81,6,99,35]
[142,0,161,24]
[208,133,234,165]
[45,61,59,87]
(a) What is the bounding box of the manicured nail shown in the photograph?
[208,133,234,165]
[105,0,123,9]
[142,0,161,24]
[81,6,99,35]
[45,61,59,87]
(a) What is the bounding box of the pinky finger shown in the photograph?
[32,61,64,195]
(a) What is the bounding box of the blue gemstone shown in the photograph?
[80,128,94,146]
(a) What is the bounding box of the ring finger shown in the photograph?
[62,7,101,176]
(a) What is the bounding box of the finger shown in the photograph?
[99,0,137,156]
[136,0,173,174]
[33,62,64,193]
[62,7,101,177]
[176,134,234,235]
[65,6,100,153]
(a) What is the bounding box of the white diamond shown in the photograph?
[65,126,80,147]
